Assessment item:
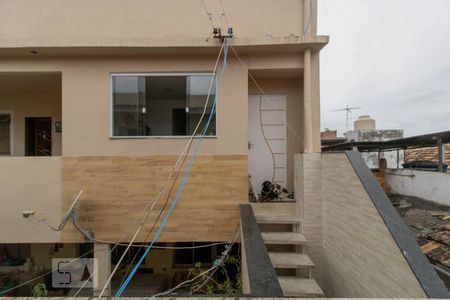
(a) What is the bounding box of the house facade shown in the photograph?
[0,0,327,296]
[0,0,448,298]
[0,0,323,243]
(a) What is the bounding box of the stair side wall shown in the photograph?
[321,152,427,297]
[294,153,324,288]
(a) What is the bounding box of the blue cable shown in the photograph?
[115,40,229,297]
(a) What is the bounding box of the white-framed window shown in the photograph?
[0,111,13,155]
[110,73,216,138]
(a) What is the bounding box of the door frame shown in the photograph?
[248,94,287,191]
[0,110,14,156]
[25,116,52,156]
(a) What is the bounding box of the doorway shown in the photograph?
[25,117,52,156]
[0,112,12,155]
[248,95,287,195]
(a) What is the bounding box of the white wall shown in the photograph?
[361,150,404,169]
[386,169,450,206]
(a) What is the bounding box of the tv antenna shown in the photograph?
[330,105,361,133]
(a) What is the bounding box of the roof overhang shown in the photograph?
[322,130,450,152]
[0,35,329,57]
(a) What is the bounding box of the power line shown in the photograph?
[201,0,216,28]
[0,248,102,296]
[152,226,239,297]
[114,39,231,297]
[97,41,227,298]
[230,45,305,145]
[219,0,231,29]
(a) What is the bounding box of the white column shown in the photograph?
[303,48,314,153]
[93,243,111,297]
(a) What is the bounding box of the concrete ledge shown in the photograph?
[0,36,329,56]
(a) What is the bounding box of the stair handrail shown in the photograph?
[239,204,284,297]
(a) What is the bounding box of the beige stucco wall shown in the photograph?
[0,52,308,243]
[0,94,62,156]
[0,54,307,157]
[0,157,62,243]
[61,56,248,156]
[321,153,426,298]
[249,78,303,191]
[0,0,305,46]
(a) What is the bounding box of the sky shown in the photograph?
[318,0,450,137]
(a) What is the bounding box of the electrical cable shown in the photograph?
[22,23,226,300]
[232,45,304,185]
[71,201,180,298]
[19,186,181,298]
[152,225,239,298]
[0,248,101,296]
[94,41,227,298]
[29,40,224,298]
[230,45,305,145]
[200,0,216,28]
[116,40,229,296]
[304,0,313,35]
[115,39,230,297]
[219,0,231,29]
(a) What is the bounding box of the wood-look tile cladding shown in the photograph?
[61,155,247,243]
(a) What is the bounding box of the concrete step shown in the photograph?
[255,214,301,225]
[269,252,314,269]
[261,232,307,245]
[278,276,324,297]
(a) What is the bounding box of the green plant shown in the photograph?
[189,254,241,295]
[32,283,48,297]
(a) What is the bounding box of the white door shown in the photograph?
[248,95,287,195]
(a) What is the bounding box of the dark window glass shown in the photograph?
[0,113,11,155]
[174,242,194,265]
[112,75,215,137]
[174,242,214,266]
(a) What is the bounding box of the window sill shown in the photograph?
[109,135,218,140]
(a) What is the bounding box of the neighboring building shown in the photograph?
[320,129,346,148]
[405,144,450,163]
[0,1,447,299]
[345,116,404,168]
[320,129,337,139]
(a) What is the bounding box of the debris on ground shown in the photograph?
[388,194,450,268]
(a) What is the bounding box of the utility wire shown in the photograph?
[230,45,305,145]
[201,0,216,28]
[304,0,313,35]
[96,42,226,298]
[231,45,305,187]
[219,0,231,29]
[152,226,239,297]
[0,248,101,296]
[27,41,226,298]
[116,39,230,297]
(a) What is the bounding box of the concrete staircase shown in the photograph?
[255,212,324,297]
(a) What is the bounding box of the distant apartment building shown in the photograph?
[345,115,404,168]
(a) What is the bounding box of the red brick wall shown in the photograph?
[321,130,337,139]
